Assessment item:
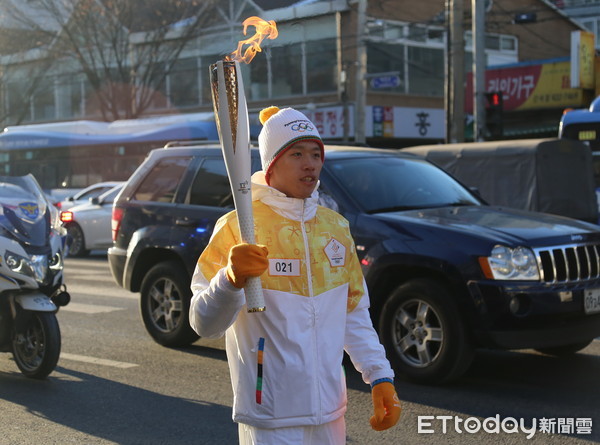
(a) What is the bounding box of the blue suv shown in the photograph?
[109,143,600,383]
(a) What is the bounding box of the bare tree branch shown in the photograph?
[2,0,218,120]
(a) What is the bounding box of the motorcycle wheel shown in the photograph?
[12,312,61,379]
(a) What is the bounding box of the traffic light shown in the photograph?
[485,91,503,139]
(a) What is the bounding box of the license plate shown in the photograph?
[584,288,600,315]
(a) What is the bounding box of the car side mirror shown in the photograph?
[90,197,100,205]
[469,187,488,204]
[469,186,481,197]
[67,197,74,202]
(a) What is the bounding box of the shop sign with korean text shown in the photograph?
[365,106,445,139]
[465,59,586,112]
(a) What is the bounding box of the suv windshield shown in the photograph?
[328,156,481,213]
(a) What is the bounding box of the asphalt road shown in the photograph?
[0,254,598,445]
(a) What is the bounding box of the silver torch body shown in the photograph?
[210,60,265,312]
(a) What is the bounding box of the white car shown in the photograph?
[57,181,124,211]
[60,184,124,257]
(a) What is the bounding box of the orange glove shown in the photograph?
[370,381,401,431]
[226,243,269,288]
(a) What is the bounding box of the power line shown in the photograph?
[492,0,572,54]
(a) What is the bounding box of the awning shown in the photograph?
[502,123,559,138]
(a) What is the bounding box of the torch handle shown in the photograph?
[237,213,266,312]
[244,277,264,312]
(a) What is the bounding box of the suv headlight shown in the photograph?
[5,251,48,283]
[479,245,540,280]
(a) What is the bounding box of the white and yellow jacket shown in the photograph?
[189,171,394,429]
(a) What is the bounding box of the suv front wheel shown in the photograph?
[379,278,474,384]
[140,261,199,347]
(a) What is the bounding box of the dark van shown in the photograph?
[404,138,598,224]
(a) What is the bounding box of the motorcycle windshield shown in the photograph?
[0,174,50,247]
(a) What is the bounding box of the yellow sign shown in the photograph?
[571,30,595,89]
[596,57,600,95]
[517,61,584,110]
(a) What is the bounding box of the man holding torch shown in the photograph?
[189,106,401,444]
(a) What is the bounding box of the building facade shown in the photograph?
[0,0,589,146]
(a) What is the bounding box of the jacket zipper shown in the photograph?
[301,199,314,298]
[301,199,321,422]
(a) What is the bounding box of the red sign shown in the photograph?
[466,60,584,112]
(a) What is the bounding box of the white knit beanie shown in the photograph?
[258,106,324,182]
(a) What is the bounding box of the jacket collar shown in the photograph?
[251,171,318,221]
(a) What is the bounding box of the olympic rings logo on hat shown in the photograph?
[291,123,314,132]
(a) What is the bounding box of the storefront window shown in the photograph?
[407,24,427,42]
[500,36,516,51]
[56,75,84,119]
[485,35,501,50]
[82,78,96,117]
[148,62,168,110]
[33,77,55,121]
[5,79,32,123]
[248,53,270,99]
[270,45,302,96]
[306,39,336,94]
[367,41,405,93]
[70,78,84,118]
[169,58,199,108]
[407,46,444,97]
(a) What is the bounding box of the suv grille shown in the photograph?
[535,243,600,283]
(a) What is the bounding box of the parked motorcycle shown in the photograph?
[0,174,70,378]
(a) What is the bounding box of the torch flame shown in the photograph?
[229,16,278,64]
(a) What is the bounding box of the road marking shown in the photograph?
[64,274,116,282]
[61,353,138,368]
[64,260,110,268]
[66,283,137,299]
[61,302,124,314]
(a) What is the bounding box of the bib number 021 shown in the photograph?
[269,259,300,276]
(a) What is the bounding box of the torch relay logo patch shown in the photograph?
[324,238,346,267]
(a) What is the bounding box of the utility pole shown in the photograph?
[355,0,367,145]
[472,0,486,141]
[446,0,465,143]
[336,11,349,142]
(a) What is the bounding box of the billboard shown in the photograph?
[465,59,587,112]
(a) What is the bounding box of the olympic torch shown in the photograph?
[209,17,277,312]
